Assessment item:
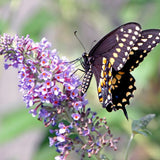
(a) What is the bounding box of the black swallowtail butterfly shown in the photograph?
[81,22,160,119]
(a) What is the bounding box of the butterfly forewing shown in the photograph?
[89,23,142,71]
[123,29,160,72]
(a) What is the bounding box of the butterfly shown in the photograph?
[81,22,160,119]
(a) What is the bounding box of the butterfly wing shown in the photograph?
[81,22,141,96]
[91,57,113,107]
[89,22,142,71]
[105,29,160,118]
[123,29,160,72]
[107,70,136,119]
[81,23,160,119]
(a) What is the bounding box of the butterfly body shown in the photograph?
[81,22,160,119]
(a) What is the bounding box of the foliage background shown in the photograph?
[0,0,160,160]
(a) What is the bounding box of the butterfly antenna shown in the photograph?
[90,40,97,50]
[74,31,86,53]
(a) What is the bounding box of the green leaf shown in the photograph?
[132,114,155,136]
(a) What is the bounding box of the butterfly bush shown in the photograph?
[0,33,119,160]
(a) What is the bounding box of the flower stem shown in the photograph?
[125,133,134,160]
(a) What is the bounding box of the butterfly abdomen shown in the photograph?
[81,67,93,95]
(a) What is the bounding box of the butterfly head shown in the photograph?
[82,52,89,59]
[81,52,91,70]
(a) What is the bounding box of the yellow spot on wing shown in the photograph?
[132,36,136,40]
[99,97,103,102]
[116,74,122,80]
[130,51,134,55]
[103,57,107,64]
[110,58,115,65]
[141,38,147,42]
[129,41,133,45]
[138,42,143,46]
[98,87,101,93]
[124,34,129,38]
[101,71,104,77]
[108,79,111,86]
[100,78,104,87]
[102,64,105,70]
[108,62,111,68]
[129,85,133,89]
[116,48,121,52]
[113,52,118,58]
[148,35,153,38]
[108,70,112,77]
[128,29,132,33]
[126,92,131,97]
[117,103,122,106]
[116,34,119,41]
[112,78,116,85]
[134,31,138,35]
[130,77,133,81]
[135,26,140,31]
[118,71,125,75]
[122,98,127,102]
[119,43,124,47]
[132,46,138,50]
[103,79,106,85]
[121,38,126,42]
[139,54,143,58]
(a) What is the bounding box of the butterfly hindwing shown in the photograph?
[91,57,112,107]
[89,22,142,71]
[107,70,136,118]
[123,29,160,72]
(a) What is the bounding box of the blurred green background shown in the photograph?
[0,0,160,160]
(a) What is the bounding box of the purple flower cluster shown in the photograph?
[0,34,119,160]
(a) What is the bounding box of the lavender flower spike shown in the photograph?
[0,33,119,160]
